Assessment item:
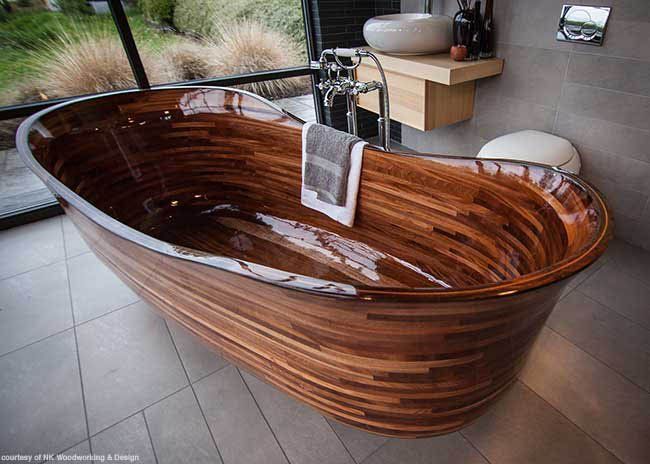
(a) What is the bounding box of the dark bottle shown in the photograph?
[480,0,495,58]
[469,1,482,60]
[453,8,474,50]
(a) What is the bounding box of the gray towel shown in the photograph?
[303,123,363,206]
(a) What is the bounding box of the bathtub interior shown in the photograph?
[24,88,606,290]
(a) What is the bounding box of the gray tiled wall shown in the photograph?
[400,0,650,250]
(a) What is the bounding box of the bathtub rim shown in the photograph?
[16,86,612,302]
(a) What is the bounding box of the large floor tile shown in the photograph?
[0,261,72,356]
[0,330,86,456]
[363,433,487,464]
[520,328,650,464]
[606,239,650,286]
[194,366,287,464]
[242,372,354,464]
[463,382,620,464]
[0,216,64,280]
[68,252,140,323]
[76,302,187,434]
[579,262,650,329]
[547,291,650,391]
[46,441,91,464]
[327,419,389,464]
[61,216,90,258]
[167,320,228,383]
[560,253,610,298]
[91,413,156,464]
[145,387,222,464]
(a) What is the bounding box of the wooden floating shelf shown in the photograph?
[356,47,504,131]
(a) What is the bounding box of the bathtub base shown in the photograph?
[67,204,560,438]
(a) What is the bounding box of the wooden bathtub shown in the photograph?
[17,87,611,438]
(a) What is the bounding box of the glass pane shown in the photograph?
[274,86,317,123]
[128,0,311,99]
[0,117,56,215]
[0,1,136,108]
[0,1,135,216]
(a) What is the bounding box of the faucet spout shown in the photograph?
[323,87,337,107]
[315,48,391,150]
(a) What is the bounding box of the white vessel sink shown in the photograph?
[363,13,452,56]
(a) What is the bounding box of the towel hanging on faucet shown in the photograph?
[301,122,367,227]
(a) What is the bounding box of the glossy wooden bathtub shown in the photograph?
[17,87,611,438]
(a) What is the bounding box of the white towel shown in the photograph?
[301,122,367,227]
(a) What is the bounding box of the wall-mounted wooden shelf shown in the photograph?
[356,48,504,131]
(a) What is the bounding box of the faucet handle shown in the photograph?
[332,48,362,58]
[352,80,382,95]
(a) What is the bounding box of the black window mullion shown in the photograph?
[107,0,150,89]
[301,0,323,124]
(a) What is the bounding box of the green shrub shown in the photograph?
[55,0,94,16]
[172,0,216,36]
[252,0,305,43]
[210,20,310,99]
[173,0,305,45]
[7,22,168,101]
[0,1,9,23]
[0,11,74,48]
[138,0,175,26]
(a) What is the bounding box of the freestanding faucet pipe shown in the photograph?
[311,48,391,150]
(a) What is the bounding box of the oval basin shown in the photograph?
[363,13,453,55]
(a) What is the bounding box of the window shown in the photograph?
[0,0,316,221]
[132,0,310,100]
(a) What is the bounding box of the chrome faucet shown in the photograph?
[311,48,391,151]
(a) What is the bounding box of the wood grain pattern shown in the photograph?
[360,47,504,85]
[425,80,475,129]
[356,48,503,130]
[357,64,477,130]
[17,87,611,438]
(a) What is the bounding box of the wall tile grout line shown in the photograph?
[238,368,293,464]
[552,52,572,133]
[60,217,94,458]
[569,47,650,64]
[553,108,650,137]
[478,92,559,112]
[560,80,650,101]
[162,319,226,464]
[495,39,650,64]
[515,380,626,464]
[141,411,160,464]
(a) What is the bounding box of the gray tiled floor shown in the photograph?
[0,216,649,464]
